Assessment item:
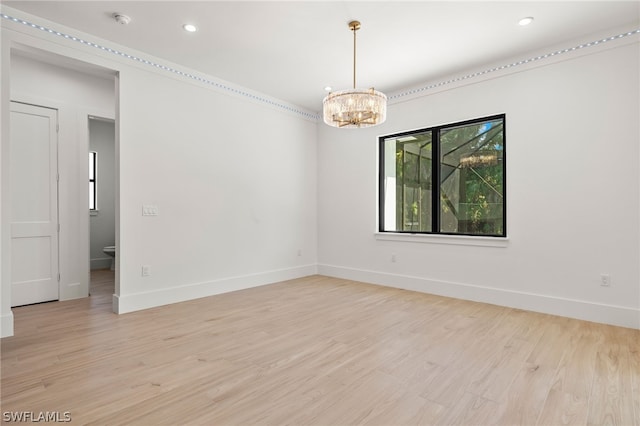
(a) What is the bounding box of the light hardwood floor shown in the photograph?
[2,270,639,425]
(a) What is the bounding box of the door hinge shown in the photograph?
[57,273,60,282]
[57,224,60,232]
[57,173,60,182]
[56,124,59,133]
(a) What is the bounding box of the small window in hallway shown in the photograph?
[89,151,97,210]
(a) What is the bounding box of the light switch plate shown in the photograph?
[142,204,158,216]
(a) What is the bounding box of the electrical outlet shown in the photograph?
[391,253,397,263]
[600,273,610,287]
[142,265,151,277]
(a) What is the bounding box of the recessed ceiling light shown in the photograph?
[183,23,197,32]
[324,86,332,92]
[518,17,534,26]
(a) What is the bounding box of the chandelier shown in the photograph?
[323,21,387,128]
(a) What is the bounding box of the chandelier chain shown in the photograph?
[352,23,357,89]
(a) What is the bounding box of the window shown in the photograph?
[379,114,505,237]
[89,151,97,210]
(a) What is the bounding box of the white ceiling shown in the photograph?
[3,1,639,113]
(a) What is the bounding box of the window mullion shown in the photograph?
[378,140,385,232]
[432,129,440,233]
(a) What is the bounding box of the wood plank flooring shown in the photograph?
[2,270,639,425]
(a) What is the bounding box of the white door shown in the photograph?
[10,102,59,306]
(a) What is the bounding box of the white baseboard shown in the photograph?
[113,264,318,315]
[1,312,14,338]
[91,257,112,270]
[318,264,640,330]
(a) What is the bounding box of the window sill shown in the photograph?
[374,232,509,247]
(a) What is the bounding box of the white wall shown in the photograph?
[89,118,116,270]
[1,7,318,336]
[115,68,318,312]
[318,31,640,329]
[10,53,116,302]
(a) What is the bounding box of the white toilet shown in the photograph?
[103,246,116,271]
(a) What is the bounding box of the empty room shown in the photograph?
[1,1,639,425]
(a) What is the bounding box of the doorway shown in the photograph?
[5,47,118,337]
[88,117,116,277]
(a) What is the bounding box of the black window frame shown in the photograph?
[89,150,97,211]
[378,114,506,237]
